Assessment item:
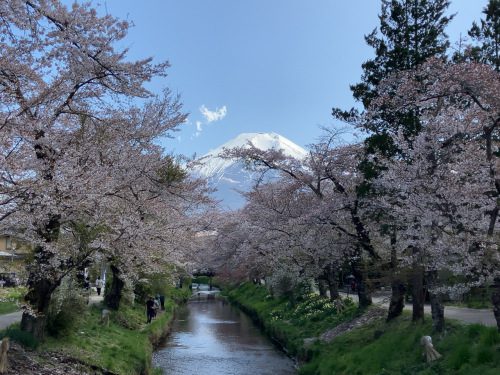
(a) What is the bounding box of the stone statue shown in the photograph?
[420,335,442,362]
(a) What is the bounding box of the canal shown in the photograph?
[153,287,296,374]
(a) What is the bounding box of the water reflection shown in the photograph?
[153,296,296,375]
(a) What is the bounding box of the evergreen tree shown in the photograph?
[332,0,454,322]
[467,0,500,71]
[333,0,453,140]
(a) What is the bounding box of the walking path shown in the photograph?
[0,293,495,331]
[0,295,105,331]
[341,292,496,326]
[89,295,104,305]
[0,311,23,330]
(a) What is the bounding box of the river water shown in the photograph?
[153,289,296,375]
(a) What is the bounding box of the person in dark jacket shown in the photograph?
[146,297,155,323]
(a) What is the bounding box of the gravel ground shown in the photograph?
[3,341,115,375]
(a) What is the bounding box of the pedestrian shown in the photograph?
[146,296,155,323]
[84,276,90,291]
[84,276,91,304]
[159,294,165,310]
[153,295,161,317]
[95,276,104,296]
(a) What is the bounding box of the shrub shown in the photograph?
[0,323,39,349]
[47,295,87,337]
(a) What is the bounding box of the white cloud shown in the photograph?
[200,105,227,123]
[196,121,203,132]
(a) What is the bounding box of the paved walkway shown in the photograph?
[0,295,105,331]
[0,311,23,330]
[88,295,104,305]
[0,293,495,331]
[341,292,497,326]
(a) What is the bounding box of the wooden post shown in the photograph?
[101,309,110,328]
[0,337,9,373]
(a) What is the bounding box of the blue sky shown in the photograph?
[87,0,487,157]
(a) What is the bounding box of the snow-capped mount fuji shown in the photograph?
[193,132,307,210]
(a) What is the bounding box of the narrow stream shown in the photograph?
[153,287,296,375]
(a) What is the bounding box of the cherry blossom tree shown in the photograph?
[0,0,211,337]
[367,58,500,330]
[222,138,381,307]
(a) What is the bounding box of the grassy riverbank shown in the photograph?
[224,282,360,359]
[1,284,191,375]
[225,282,500,375]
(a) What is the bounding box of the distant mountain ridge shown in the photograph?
[193,132,307,209]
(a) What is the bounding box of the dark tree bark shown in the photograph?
[21,244,62,340]
[325,264,340,300]
[411,276,425,322]
[352,256,372,308]
[427,271,445,332]
[492,276,500,332]
[387,279,406,321]
[104,264,124,310]
[429,292,445,332]
[411,269,425,322]
[387,229,405,321]
[20,276,60,340]
[317,278,328,298]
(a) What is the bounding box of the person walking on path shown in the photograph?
[146,297,155,323]
[95,276,104,296]
[84,276,90,291]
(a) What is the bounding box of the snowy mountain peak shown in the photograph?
[195,132,307,178]
[192,132,307,210]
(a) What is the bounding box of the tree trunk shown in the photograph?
[104,265,124,310]
[325,264,339,300]
[429,292,445,332]
[387,230,405,321]
[411,266,425,322]
[21,276,60,340]
[387,279,406,321]
[317,278,328,298]
[427,271,444,332]
[20,214,62,340]
[491,276,500,332]
[409,246,425,322]
[352,257,372,308]
[20,313,47,341]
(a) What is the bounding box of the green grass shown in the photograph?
[0,283,190,374]
[224,282,500,375]
[299,314,500,375]
[0,323,39,349]
[0,301,18,314]
[43,303,168,374]
[41,284,191,375]
[224,282,359,358]
[0,286,26,315]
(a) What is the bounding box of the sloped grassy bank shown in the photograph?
[1,285,191,375]
[44,285,191,374]
[224,283,500,375]
[223,282,359,361]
